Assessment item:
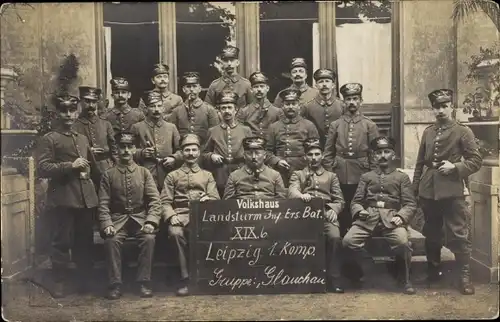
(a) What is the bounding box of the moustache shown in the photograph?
[379,158,388,162]
[294,76,302,79]
[348,104,356,109]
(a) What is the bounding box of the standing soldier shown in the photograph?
[138,63,183,120]
[288,138,345,293]
[131,91,181,192]
[74,86,118,191]
[36,95,98,298]
[205,45,253,110]
[237,71,281,138]
[161,134,220,296]
[168,72,219,146]
[343,136,417,295]
[203,90,253,197]
[223,136,286,199]
[266,88,319,187]
[273,57,319,109]
[412,89,482,295]
[106,77,145,135]
[303,69,344,147]
[99,132,162,300]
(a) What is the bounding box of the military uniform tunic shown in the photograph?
[105,105,145,135]
[167,98,219,145]
[138,90,184,120]
[273,84,318,109]
[302,95,344,147]
[237,99,281,138]
[223,165,286,200]
[205,74,254,109]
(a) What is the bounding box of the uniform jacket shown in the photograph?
[350,168,416,231]
[412,119,482,200]
[237,99,281,138]
[273,84,319,108]
[223,165,286,200]
[288,166,345,221]
[138,90,184,120]
[98,162,162,232]
[131,118,181,191]
[167,98,219,145]
[204,74,254,109]
[302,94,344,147]
[105,104,145,134]
[36,129,98,209]
[161,163,220,226]
[323,112,380,185]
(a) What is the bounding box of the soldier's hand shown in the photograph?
[300,193,312,202]
[162,157,176,167]
[277,160,291,170]
[357,210,369,221]
[211,153,224,164]
[170,215,182,226]
[438,160,456,175]
[104,226,116,236]
[91,147,105,154]
[199,194,210,202]
[72,157,90,169]
[325,209,338,222]
[141,223,155,234]
[143,147,156,159]
[391,216,404,227]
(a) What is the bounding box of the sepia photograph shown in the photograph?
[1,1,499,321]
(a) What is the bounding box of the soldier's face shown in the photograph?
[305,148,323,169]
[152,73,169,89]
[373,148,395,168]
[344,95,362,113]
[82,98,98,115]
[244,148,266,169]
[316,79,335,95]
[57,107,79,127]
[112,90,131,105]
[147,101,165,120]
[222,58,239,75]
[432,102,453,120]
[251,84,269,99]
[291,67,307,83]
[118,143,136,162]
[182,84,201,99]
[219,103,236,121]
[182,144,200,165]
[283,100,300,118]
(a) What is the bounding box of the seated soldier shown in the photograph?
[223,136,286,200]
[161,134,220,296]
[288,138,345,293]
[342,136,417,295]
[98,132,163,300]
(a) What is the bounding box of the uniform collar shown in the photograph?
[374,166,397,175]
[282,115,302,124]
[307,166,325,176]
[222,73,240,84]
[55,125,78,136]
[244,165,265,175]
[315,93,334,106]
[252,99,273,110]
[185,98,203,108]
[291,83,310,93]
[342,112,362,123]
[145,118,165,128]
[180,163,201,173]
[112,104,132,115]
[434,118,456,130]
[78,113,99,124]
[220,121,239,129]
[116,162,138,174]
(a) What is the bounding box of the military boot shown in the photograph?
[399,249,416,295]
[418,246,444,284]
[455,254,475,295]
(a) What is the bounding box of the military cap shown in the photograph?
[249,71,268,86]
[143,90,163,105]
[428,89,453,106]
[290,57,307,70]
[216,90,239,105]
[243,136,267,150]
[370,136,396,151]
[79,86,101,101]
[313,68,337,81]
[339,83,363,98]
[303,138,322,153]
[220,45,240,60]
[182,72,200,85]
[110,77,130,91]
[279,88,301,102]
[54,94,79,110]
[180,133,201,148]
[115,131,135,146]
[152,63,169,77]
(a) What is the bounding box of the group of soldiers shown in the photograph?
[36,44,483,300]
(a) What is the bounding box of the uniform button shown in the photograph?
[434,153,438,156]
[349,147,353,151]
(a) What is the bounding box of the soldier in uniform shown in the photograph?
[99,132,162,299]
[237,71,281,138]
[303,69,344,147]
[412,89,482,295]
[205,45,253,110]
[223,136,286,199]
[74,86,118,191]
[273,57,319,109]
[203,90,253,197]
[288,138,345,293]
[131,91,181,192]
[161,134,220,296]
[343,136,417,295]
[36,95,98,298]
[266,88,320,187]
[138,63,184,119]
[168,72,219,146]
[105,77,145,135]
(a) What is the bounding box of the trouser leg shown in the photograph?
[342,225,371,284]
[133,224,156,284]
[50,207,74,283]
[383,227,416,294]
[168,225,189,280]
[421,198,445,279]
[103,228,128,286]
[324,221,341,280]
[339,184,358,237]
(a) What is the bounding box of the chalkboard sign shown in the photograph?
[189,198,326,295]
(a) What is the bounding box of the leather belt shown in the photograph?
[338,151,368,159]
[110,206,145,214]
[94,151,111,162]
[366,200,401,210]
[174,201,190,208]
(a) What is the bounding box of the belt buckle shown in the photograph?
[347,152,354,157]
[124,207,134,214]
[376,201,385,208]
[79,171,89,180]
